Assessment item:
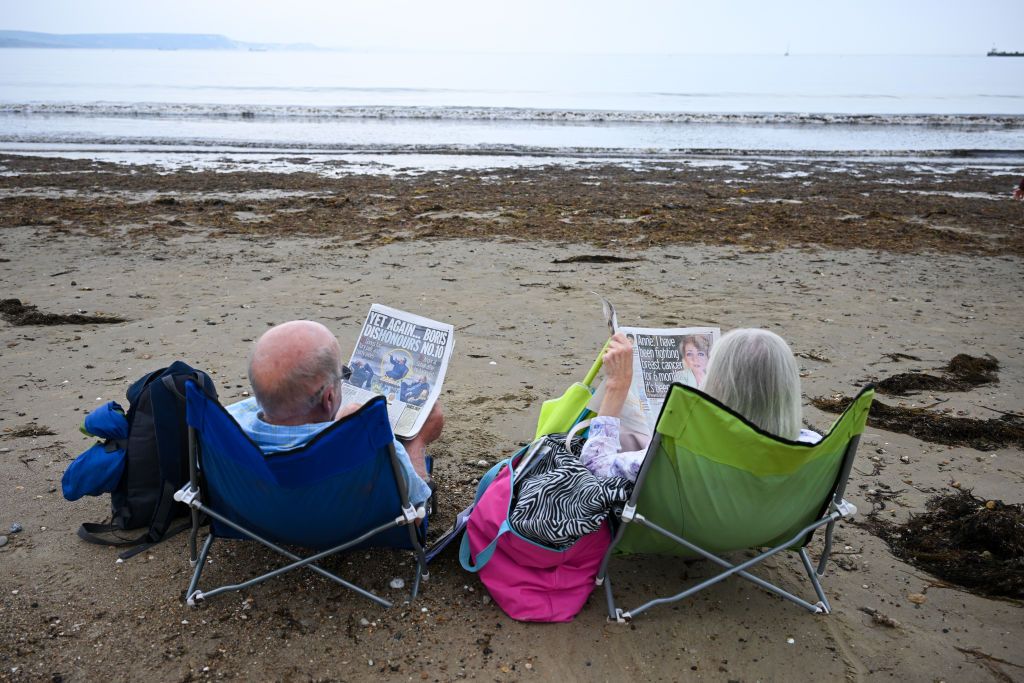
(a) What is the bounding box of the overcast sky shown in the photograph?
[3,0,1022,55]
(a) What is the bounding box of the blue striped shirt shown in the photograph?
[226,397,430,505]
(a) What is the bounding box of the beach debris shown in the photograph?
[3,423,56,439]
[860,489,1024,598]
[786,637,795,645]
[876,352,923,364]
[858,606,900,628]
[9,522,22,534]
[794,351,831,363]
[389,578,405,590]
[0,298,126,326]
[955,647,1024,682]
[811,395,1024,451]
[907,593,927,605]
[551,255,642,264]
[875,354,999,396]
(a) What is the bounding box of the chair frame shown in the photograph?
[596,423,862,622]
[174,399,429,609]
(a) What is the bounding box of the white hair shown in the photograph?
[701,328,802,440]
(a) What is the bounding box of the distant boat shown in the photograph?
[987,48,1024,57]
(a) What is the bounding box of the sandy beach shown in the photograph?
[1,153,1022,682]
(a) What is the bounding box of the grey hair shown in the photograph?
[249,343,342,422]
[702,328,802,440]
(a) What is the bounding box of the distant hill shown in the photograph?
[0,30,319,50]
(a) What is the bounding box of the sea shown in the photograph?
[1,48,1022,174]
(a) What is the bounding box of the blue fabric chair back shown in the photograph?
[185,382,413,550]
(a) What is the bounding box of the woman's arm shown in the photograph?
[597,332,633,417]
[580,333,646,480]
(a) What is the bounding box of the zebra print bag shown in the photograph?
[508,434,633,550]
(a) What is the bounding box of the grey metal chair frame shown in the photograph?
[175,422,429,609]
[596,432,861,622]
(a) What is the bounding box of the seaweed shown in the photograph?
[551,255,642,264]
[3,423,56,438]
[811,395,1024,450]
[0,298,126,326]
[861,489,1024,599]
[876,353,999,396]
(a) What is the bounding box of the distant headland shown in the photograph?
[0,30,320,51]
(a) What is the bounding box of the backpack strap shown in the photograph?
[146,373,191,542]
[77,520,191,559]
[77,522,148,547]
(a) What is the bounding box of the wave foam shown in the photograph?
[2,103,1023,128]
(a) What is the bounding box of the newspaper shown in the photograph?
[341,304,455,439]
[599,296,719,433]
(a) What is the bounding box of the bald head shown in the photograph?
[248,320,343,425]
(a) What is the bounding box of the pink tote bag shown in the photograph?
[459,458,611,622]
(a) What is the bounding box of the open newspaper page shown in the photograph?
[597,294,719,433]
[341,304,455,439]
[619,326,721,432]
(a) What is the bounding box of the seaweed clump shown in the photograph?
[811,395,1024,451]
[0,298,126,326]
[862,489,1024,599]
[876,354,998,396]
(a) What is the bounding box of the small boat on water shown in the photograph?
[987,47,1024,57]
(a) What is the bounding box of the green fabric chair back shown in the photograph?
[616,385,874,556]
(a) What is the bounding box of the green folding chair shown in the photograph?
[597,383,874,621]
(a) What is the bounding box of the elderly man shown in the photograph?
[226,320,443,505]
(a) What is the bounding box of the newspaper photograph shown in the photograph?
[342,304,455,439]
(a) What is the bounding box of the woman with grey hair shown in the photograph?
[581,328,821,481]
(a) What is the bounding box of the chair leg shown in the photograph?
[188,508,201,567]
[800,547,831,613]
[186,533,214,606]
[617,515,836,618]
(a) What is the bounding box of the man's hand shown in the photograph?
[398,402,444,480]
[334,402,362,421]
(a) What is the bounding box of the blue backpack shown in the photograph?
[64,361,217,558]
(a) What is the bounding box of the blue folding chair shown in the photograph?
[174,381,429,608]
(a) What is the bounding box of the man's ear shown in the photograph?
[322,382,337,416]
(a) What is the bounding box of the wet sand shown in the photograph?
[1,154,1022,682]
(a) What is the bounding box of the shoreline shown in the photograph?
[1,154,1022,681]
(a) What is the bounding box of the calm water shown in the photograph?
[1,49,1022,167]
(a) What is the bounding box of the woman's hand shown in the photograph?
[598,332,634,418]
[603,332,634,390]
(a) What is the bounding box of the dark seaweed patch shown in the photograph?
[0,298,126,326]
[876,354,998,396]
[811,395,1024,451]
[861,489,1024,599]
[551,255,643,264]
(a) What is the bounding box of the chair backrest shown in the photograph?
[616,384,874,556]
[185,382,411,550]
